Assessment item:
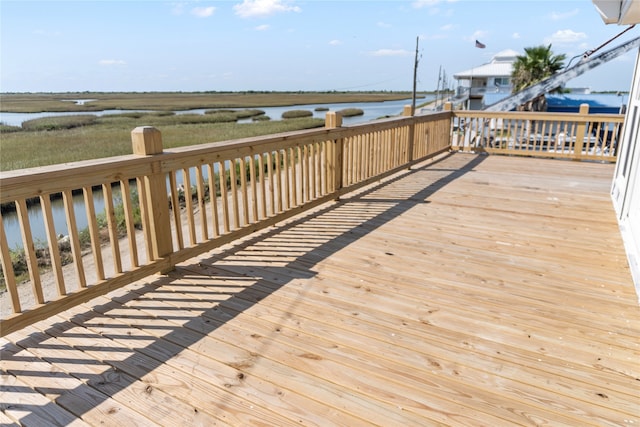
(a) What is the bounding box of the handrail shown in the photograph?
[0,109,451,335]
[450,103,624,161]
[0,104,625,335]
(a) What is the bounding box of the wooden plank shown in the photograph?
[0,372,90,427]
[90,284,445,426]
[200,260,635,418]
[0,410,20,426]
[157,269,578,425]
[3,326,195,427]
[2,153,637,426]
[68,295,373,427]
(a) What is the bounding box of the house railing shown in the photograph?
[0,109,451,335]
[0,104,624,335]
[450,103,624,161]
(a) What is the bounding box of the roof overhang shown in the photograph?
[592,0,640,24]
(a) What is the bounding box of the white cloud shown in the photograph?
[369,49,412,57]
[440,24,454,31]
[377,21,391,28]
[234,0,301,18]
[99,59,126,66]
[329,39,342,46]
[191,6,216,17]
[255,24,270,31]
[512,32,521,39]
[550,9,579,20]
[545,29,587,45]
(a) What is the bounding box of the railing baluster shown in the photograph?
[258,154,267,218]
[290,147,298,207]
[195,165,208,241]
[230,159,240,229]
[219,161,230,233]
[0,213,21,313]
[137,176,153,263]
[168,171,184,250]
[207,163,220,237]
[40,194,66,295]
[267,152,275,216]
[249,155,258,223]
[275,150,283,213]
[102,183,123,274]
[15,199,44,305]
[315,142,322,195]
[62,189,86,287]
[301,145,309,203]
[83,186,105,281]
[283,149,291,210]
[120,179,140,267]
[183,168,197,245]
[239,157,249,226]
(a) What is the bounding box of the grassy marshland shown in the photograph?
[0,91,423,171]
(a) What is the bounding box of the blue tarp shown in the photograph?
[483,93,628,113]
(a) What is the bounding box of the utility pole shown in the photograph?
[436,65,442,110]
[411,36,419,115]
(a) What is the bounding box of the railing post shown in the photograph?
[403,105,415,167]
[325,112,343,199]
[574,104,590,160]
[131,126,173,266]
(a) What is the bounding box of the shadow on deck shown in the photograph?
[1,153,638,426]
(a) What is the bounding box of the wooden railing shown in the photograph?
[0,110,451,335]
[450,103,624,162]
[0,104,624,335]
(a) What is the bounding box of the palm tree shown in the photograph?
[511,44,566,111]
[511,44,566,92]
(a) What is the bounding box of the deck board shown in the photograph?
[2,153,638,426]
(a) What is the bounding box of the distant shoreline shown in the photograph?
[0,91,437,114]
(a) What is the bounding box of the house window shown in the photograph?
[494,77,510,86]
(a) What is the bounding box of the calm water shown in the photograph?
[1,96,434,249]
[0,97,433,127]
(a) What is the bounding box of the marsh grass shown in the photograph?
[0,91,433,170]
[22,114,98,131]
[1,91,418,113]
[0,124,22,133]
[337,108,364,117]
[0,114,324,170]
[282,109,313,119]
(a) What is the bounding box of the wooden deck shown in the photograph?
[1,153,638,426]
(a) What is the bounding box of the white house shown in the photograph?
[453,49,518,110]
[593,0,640,294]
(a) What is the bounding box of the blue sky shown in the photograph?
[1,0,638,93]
